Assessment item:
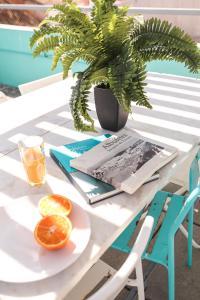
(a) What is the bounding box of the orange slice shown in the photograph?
[34,215,72,250]
[39,194,72,217]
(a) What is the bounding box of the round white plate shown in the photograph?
[0,195,91,283]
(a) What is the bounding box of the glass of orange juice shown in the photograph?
[18,136,46,186]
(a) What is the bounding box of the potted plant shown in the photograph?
[30,0,200,132]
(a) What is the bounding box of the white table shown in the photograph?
[0,73,200,300]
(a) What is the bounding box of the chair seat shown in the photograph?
[112,191,186,268]
[112,210,144,253]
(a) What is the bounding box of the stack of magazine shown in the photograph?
[50,129,178,204]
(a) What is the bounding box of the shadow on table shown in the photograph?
[0,72,200,298]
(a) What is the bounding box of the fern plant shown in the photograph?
[30,0,200,131]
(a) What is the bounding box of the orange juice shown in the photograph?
[22,148,46,186]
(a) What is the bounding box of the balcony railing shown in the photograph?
[0,4,200,16]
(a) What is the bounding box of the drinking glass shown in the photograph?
[18,136,46,186]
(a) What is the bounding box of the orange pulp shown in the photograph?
[39,194,72,217]
[34,215,72,250]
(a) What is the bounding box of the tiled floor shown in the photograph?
[102,209,200,300]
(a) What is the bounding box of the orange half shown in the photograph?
[39,194,72,217]
[34,215,72,250]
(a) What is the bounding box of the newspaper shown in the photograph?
[70,129,178,194]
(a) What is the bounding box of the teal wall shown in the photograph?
[0,27,199,87]
[147,60,200,79]
[0,27,64,87]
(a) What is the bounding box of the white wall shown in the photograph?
[121,0,200,41]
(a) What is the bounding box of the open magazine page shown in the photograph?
[92,139,163,187]
[70,129,178,194]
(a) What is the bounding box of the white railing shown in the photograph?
[0,4,200,16]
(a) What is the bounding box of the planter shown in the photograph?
[94,86,129,132]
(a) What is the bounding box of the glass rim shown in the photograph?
[18,136,44,149]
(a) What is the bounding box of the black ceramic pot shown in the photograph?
[94,86,129,132]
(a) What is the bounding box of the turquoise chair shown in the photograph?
[112,150,200,300]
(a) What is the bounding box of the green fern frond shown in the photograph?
[76,55,96,67]
[70,78,85,131]
[86,68,109,86]
[133,18,197,51]
[31,0,200,132]
[100,11,132,57]
[44,2,94,35]
[30,26,62,48]
[61,52,81,79]
[107,45,138,110]
[79,83,95,130]
[140,45,200,73]
[32,36,61,57]
[32,29,81,58]
[126,65,151,109]
[32,33,78,58]
[70,75,95,131]
[51,45,69,70]
[52,2,79,16]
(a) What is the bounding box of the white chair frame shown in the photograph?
[66,216,154,300]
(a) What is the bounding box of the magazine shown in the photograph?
[50,135,121,205]
[70,129,178,194]
[50,134,160,204]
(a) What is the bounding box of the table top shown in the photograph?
[0,73,200,300]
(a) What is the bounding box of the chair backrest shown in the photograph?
[189,149,200,192]
[170,149,200,235]
[87,216,154,300]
